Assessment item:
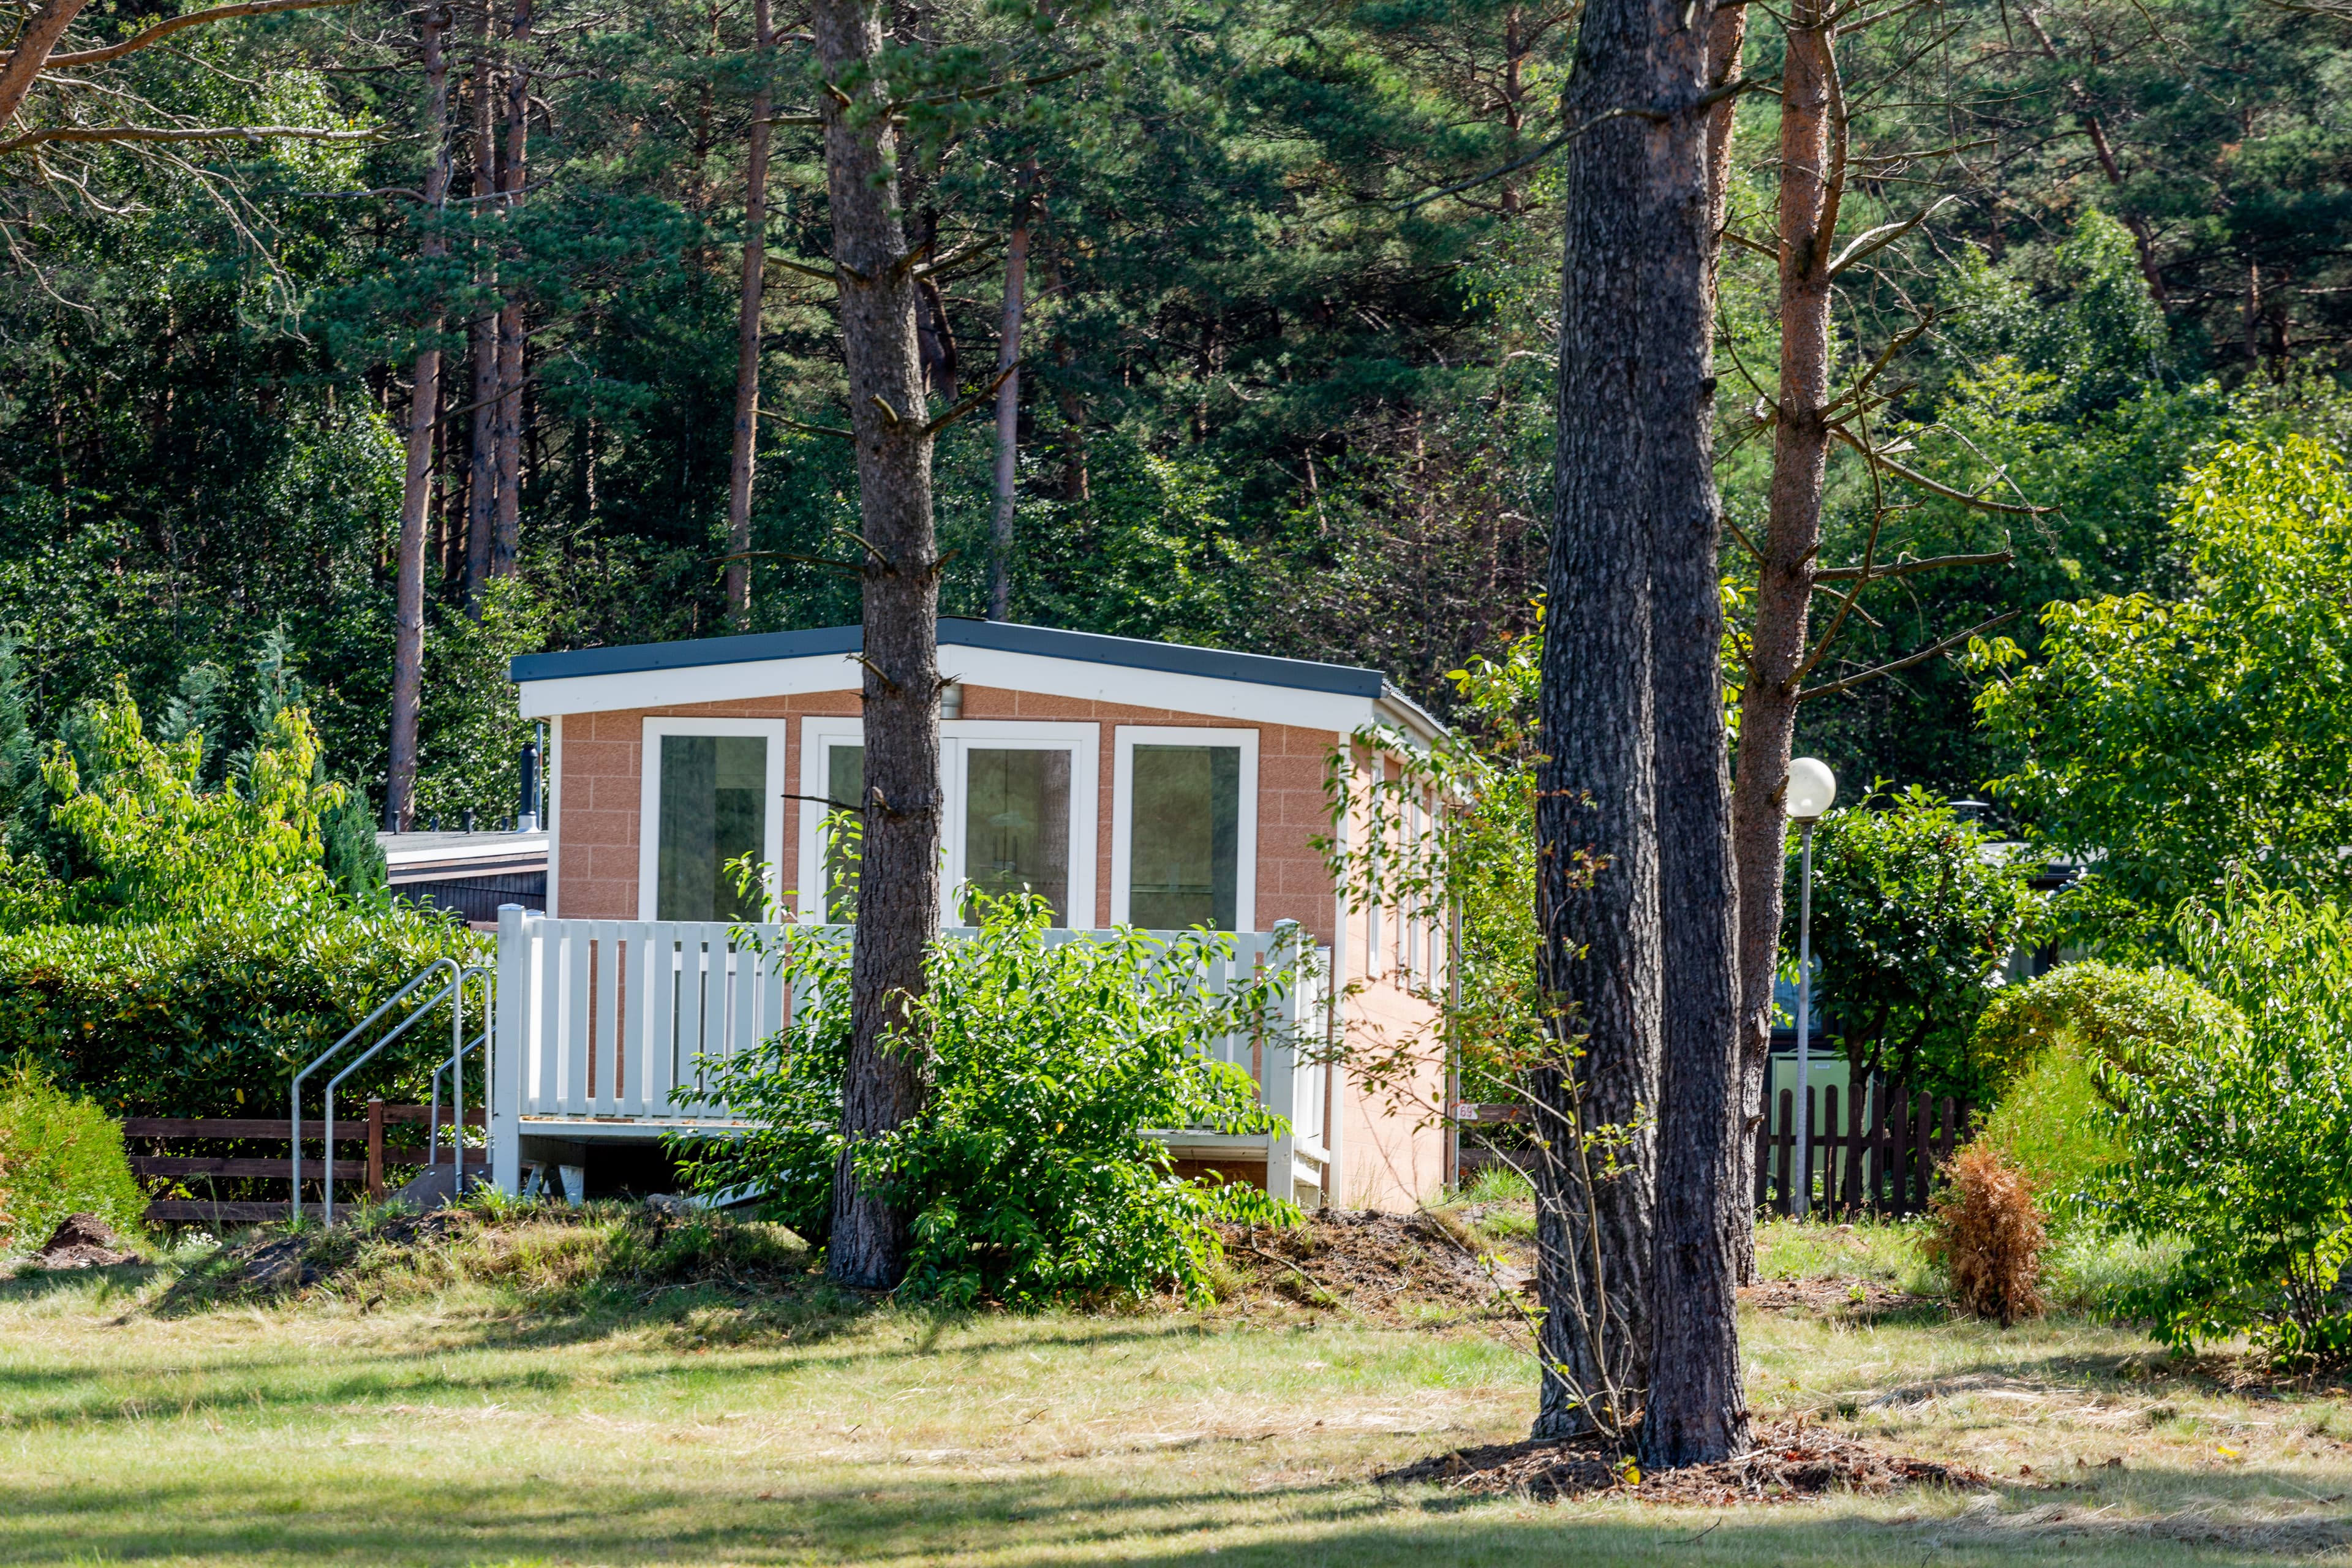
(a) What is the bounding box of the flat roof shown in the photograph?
[511,618,1389,700]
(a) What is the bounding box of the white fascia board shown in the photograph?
[519,643,1384,731]
[516,652,865,718]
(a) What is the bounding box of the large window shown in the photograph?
[960,747,1073,923]
[1112,727,1258,932]
[798,720,1098,927]
[638,720,787,921]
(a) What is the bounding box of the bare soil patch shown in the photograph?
[1740,1276,1939,1316]
[1382,1418,1997,1505]
[1216,1210,1531,1322]
[20,1213,139,1270]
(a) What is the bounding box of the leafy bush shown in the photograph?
[1970,959,2242,1095]
[675,897,1297,1307]
[1925,1142,2048,1327]
[1977,1040,2116,1232]
[41,684,343,926]
[1803,787,2045,1099]
[0,898,479,1117]
[1976,438,2352,959]
[1973,962,2238,1228]
[0,1063,146,1251]
[2098,886,2352,1363]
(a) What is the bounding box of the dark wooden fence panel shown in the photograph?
[1753,1074,1974,1219]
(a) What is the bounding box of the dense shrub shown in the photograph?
[1924,1142,2048,1326]
[1970,959,2240,1095]
[0,898,480,1117]
[676,897,1296,1306]
[1802,788,2045,1101]
[1973,962,2237,1228]
[1977,1040,2116,1231]
[2099,886,2352,1363]
[0,685,479,1115]
[0,1064,146,1251]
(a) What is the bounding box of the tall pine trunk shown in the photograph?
[1532,0,1671,1439]
[1727,0,1838,1280]
[987,161,1036,622]
[816,0,940,1291]
[1642,0,1748,1463]
[464,5,497,609]
[724,0,775,627]
[388,1,453,833]
[491,0,531,578]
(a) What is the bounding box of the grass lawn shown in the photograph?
[0,1209,2344,1567]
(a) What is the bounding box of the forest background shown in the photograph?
[2,0,2348,825]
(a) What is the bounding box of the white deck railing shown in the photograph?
[489,908,1330,1197]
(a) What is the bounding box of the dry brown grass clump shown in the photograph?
[1925,1141,2048,1327]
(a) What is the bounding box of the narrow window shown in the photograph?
[656,734,767,922]
[823,742,863,922]
[1128,744,1239,930]
[962,748,1071,924]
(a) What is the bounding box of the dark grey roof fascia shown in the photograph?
[511,617,1390,699]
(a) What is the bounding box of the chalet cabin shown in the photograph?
[488,619,1450,1212]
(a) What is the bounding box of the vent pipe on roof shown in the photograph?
[518,736,540,834]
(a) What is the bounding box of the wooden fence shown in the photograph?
[1753,1077,1975,1218]
[127,1102,486,1226]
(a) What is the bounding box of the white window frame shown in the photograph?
[1109,726,1259,933]
[796,717,1100,928]
[636,717,791,922]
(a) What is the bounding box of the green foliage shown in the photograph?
[2097,886,2352,1363]
[1976,1041,2117,1236]
[415,579,548,827]
[0,897,477,1118]
[38,684,341,927]
[1801,788,2045,1099]
[1977,439,2352,958]
[1316,618,1542,1111]
[0,1062,147,1253]
[1969,959,2240,1095]
[676,897,1295,1307]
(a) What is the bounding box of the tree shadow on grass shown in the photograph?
[0,1261,158,1304]
[0,1461,2339,1567]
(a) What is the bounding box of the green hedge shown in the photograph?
[0,1065,146,1250]
[0,897,483,1118]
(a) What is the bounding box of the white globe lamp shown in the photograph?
[1786,755,1838,821]
[1785,756,1835,1220]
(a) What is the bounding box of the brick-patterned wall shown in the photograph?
[549,684,1341,937]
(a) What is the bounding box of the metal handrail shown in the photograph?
[429,1030,486,1176]
[321,964,491,1224]
[291,959,459,1224]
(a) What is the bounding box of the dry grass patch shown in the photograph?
[0,1208,2341,1565]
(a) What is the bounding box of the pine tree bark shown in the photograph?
[491,0,531,578]
[388,1,454,834]
[1641,0,1749,1460]
[816,0,940,1291]
[1727,0,1838,1282]
[987,161,1036,622]
[464,6,497,609]
[724,0,775,627]
[1531,0,1678,1440]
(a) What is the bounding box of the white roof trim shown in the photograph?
[517,643,1389,733]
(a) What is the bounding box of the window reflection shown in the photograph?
[657,734,766,922]
[1128,744,1239,930]
[962,748,1071,924]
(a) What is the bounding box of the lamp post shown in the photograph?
[1785,756,1836,1219]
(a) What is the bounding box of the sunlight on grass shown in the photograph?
[0,1213,2342,1567]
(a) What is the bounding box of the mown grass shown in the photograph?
[0,1202,2342,1567]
